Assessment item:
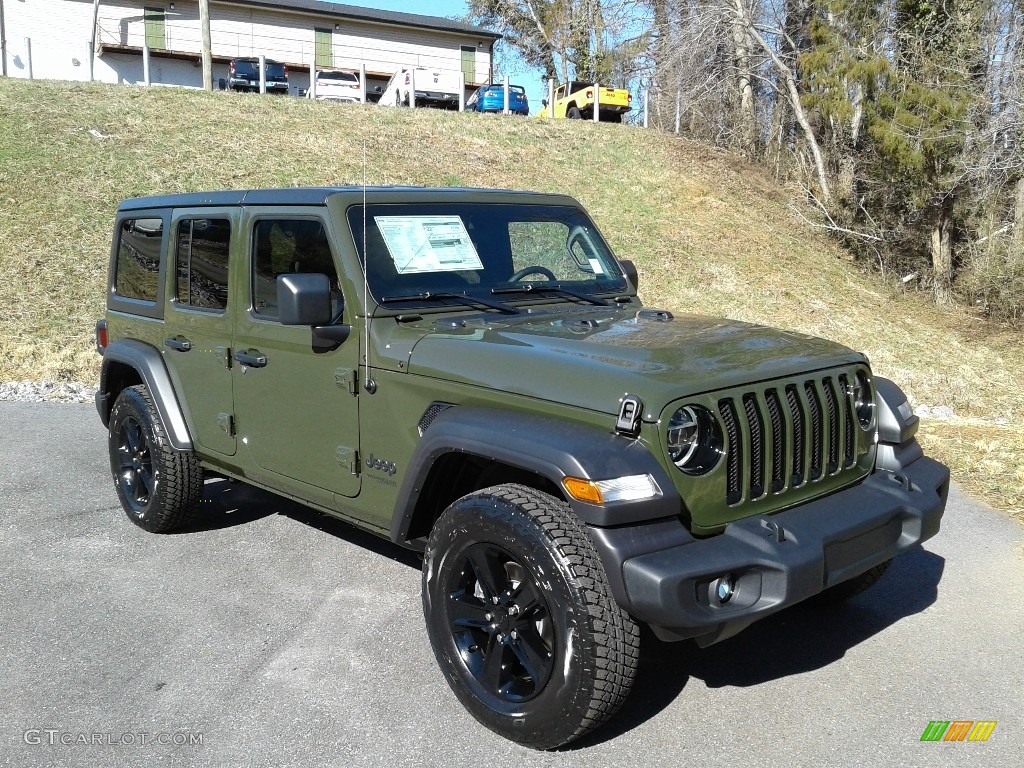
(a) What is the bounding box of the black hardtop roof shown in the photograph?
[116,187,578,212]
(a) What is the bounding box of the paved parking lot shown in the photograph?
[1,402,1022,767]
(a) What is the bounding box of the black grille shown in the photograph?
[718,373,861,505]
[822,378,840,474]
[765,390,786,493]
[719,399,742,505]
[743,394,765,499]
[804,381,823,481]
[838,374,855,465]
[786,385,806,486]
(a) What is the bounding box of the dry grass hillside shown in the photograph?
[0,78,1020,517]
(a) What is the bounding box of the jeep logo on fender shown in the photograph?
[367,453,397,476]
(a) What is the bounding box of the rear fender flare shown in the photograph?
[98,339,193,451]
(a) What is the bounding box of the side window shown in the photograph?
[175,218,231,311]
[114,217,163,302]
[252,219,338,317]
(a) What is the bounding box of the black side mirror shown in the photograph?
[277,273,352,349]
[541,99,548,107]
[278,273,332,326]
[618,259,639,292]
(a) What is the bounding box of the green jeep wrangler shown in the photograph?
[96,187,948,749]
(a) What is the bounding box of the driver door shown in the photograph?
[231,210,361,500]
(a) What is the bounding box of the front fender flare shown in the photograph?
[389,406,680,543]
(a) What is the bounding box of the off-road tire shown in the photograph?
[812,559,893,605]
[108,385,203,533]
[567,105,582,119]
[422,483,639,750]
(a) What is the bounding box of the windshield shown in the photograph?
[347,203,627,308]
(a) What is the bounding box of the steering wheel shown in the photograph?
[508,265,557,282]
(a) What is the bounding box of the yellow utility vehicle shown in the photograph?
[548,80,632,122]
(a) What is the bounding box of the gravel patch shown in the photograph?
[0,380,98,404]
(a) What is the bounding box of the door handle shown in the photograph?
[165,336,192,352]
[234,350,268,368]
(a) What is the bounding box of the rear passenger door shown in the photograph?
[231,209,361,500]
[163,210,236,456]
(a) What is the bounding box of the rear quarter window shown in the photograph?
[108,213,167,319]
[114,217,163,302]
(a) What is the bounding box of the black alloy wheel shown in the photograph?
[444,541,556,703]
[115,413,154,513]
[423,484,639,749]
[107,385,203,533]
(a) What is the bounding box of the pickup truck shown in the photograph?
[549,80,631,122]
[380,67,461,110]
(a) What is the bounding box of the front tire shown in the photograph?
[108,385,203,533]
[422,484,639,749]
[567,105,582,119]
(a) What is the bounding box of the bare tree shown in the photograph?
[469,0,645,82]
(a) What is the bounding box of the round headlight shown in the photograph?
[853,372,874,429]
[666,405,723,475]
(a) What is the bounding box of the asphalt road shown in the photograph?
[1,402,1022,768]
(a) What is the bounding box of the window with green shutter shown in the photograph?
[144,7,166,50]
[315,28,333,68]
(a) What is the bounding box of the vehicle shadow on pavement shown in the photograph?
[573,547,945,748]
[175,478,279,531]
[183,477,422,569]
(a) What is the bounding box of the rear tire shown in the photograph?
[422,484,639,749]
[108,385,203,533]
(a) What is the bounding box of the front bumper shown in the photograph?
[592,456,948,645]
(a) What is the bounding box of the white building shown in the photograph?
[0,0,500,97]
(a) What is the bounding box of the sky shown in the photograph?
[338,0,549,112]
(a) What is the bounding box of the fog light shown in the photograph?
[714,575,735,604]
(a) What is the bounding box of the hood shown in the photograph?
[402,308,864,419]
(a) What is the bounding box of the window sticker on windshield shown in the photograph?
[375,216,483,274]
[588,258,605,275]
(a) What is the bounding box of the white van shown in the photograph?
[380,67,462,109]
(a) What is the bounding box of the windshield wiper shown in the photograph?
[378,291,520,315]
[491,283,610,306]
